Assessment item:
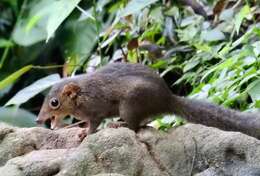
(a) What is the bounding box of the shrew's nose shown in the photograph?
[35,118,43,124]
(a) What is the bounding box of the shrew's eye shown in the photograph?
[49,97,60,109]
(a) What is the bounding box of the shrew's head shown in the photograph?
[36,81,81,129]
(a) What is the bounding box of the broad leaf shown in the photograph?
[12,0,81,46]
[5,74,61,106]
[183,60,200,72]
[248,80,260,102]
[234,5,250,34]
[61,18,98,60]
[120,0,159,17]
[0,65,33,90]
[201,29,225,42]
[0,107,36,127]
[12,1,49,46]
[45,0,82,41]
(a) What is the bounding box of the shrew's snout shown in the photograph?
[36,110,53,125]
[35,118,44,124]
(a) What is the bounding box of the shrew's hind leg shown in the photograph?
[119,101,146,132]
[88,119,102,134]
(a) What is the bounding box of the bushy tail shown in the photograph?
[171,95,260,139]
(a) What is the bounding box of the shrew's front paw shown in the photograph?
[78,128,88,142]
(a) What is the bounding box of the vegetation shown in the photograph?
[0,0,260,129]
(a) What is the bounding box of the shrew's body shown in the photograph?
[37,63,260,138]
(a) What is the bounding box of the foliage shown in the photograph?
[0,0,260,129]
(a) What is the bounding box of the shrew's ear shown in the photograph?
[62,82,81,99]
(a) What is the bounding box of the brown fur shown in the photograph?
[37,63,260,138]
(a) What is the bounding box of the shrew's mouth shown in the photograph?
[50,118,56,130]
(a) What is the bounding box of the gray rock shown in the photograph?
[1,123,260,176]
[93,174,125,176]
[0,123,82,166]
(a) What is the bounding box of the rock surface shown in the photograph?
[1,123,260,176]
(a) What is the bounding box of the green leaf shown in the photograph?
[12,1,48,46]
[161,115,175,124]
[64,55,79,75]
[219,8,234,21]
[231,27,254,49]
[248,79,260,102]
[5,74,61,106]
[2,0,18,7]
[183,60,200,72]
[201,58,234,82]
[0,65,33,90]
[0,107,36,127]
[12,0,81,46]
[180,16,198,27]
[62,19,98,60]
[101,30,120,48]
[173,72,196,85]
[201,29,225,42]
[234,5,250,34]
[238,67,257,87]
[243,56,256,66]
[25,14,43,32]
[193,43,211,52]
[255,100,260,108]
[0,39,14,48]
[177,25,199,42]
[150,60,168,69]
[120,0,159,17]
[252,41,260,56]
[160,65,180,77]
[150,6,164,24]
[45,0,82,41]
[12,18,47,46]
